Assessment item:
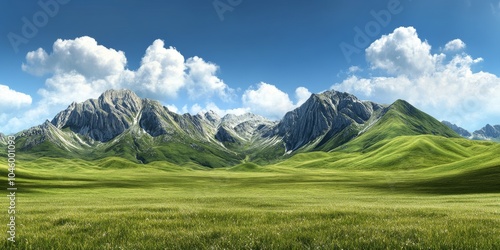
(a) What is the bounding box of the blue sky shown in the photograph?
[1,0,500,134]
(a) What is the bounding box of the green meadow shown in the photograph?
[2,135,500,249]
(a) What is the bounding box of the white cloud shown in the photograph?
[165,104,179,114]
[21,36,133,108]
[366,26,444,77]
[190,103,204,114]
[38,72,105,105]
[21,37,235,104]
[186,102,250,117]
[134,39,186,98]
[242,83,310,120]
[444,39,466,52]
[334,26,500,130]
[22,36,127,79]
[295,87,312,106]
[3,36,240,133]
[181,105,189,114]
[348,66,362,74]
[185,56,233,100]
[0,104,52,135]
[0,85,34,134]
[0,85,32,111]
[242,83,295,120]
[204,102,249,117]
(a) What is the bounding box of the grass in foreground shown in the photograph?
[1,158,499,249]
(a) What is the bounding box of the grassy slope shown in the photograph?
[2,99,499,248]
[340,99,459,153]
[275,135,500,194]
[18,129,243,168]
[1,133,499,249]
[1,155,499,249]
[13,99,460,167]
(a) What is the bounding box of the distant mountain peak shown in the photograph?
[442,121,471,138]
[473,124,500,140]
[203,110,221,124]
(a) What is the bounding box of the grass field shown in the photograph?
[2,135,500,249]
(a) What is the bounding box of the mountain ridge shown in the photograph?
[274,91,384,152]
[12,89,464,167]
[339,99,459,152]
[473,124,500,141]
[442,121,500,141]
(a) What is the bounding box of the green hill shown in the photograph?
[339,99,459,152]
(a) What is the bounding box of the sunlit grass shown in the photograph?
[1,134,499,249]
[1,159,499,249]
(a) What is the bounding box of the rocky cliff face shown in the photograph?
[49,89,229,144]
[473,124,500,140]
[215,113,276,144]
[51,89,143,142]
[16,120,93,151]
[138,99,177,137]
[15,88,483,165]
[203,110,221,125]
[274,90,383,151]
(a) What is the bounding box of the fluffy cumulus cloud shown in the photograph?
[134,39,186,97]
[242,83,295,120]
[166,83,307,119]
[2,36,310,133]
[22,36,127,79]
[22,36,232,103]
[334,26,500,130]
[366,26,444,77]
[0,85,33,134]
[295,87,312,106]
[183,102,249,117]
[22,36,130,105]
[185,56,232,100]
[0,85,32,112]
[1,36,238,133]
[444,39,466,52]
[242,82,310,120]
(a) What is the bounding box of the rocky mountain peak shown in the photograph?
[98,89,143,114]
[204,110,221,125]
[51,89,143,142]
[473,124,500,140]
[276,89,383,151]
[214,113,276,143]
[442,121,471,137]
[15,88,492,165]
[221,113,269,127]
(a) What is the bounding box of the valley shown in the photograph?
[2,135,500,248]
[1,89,499,249]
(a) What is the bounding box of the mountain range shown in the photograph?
[3,89,493,167]
[442,121,500,141]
